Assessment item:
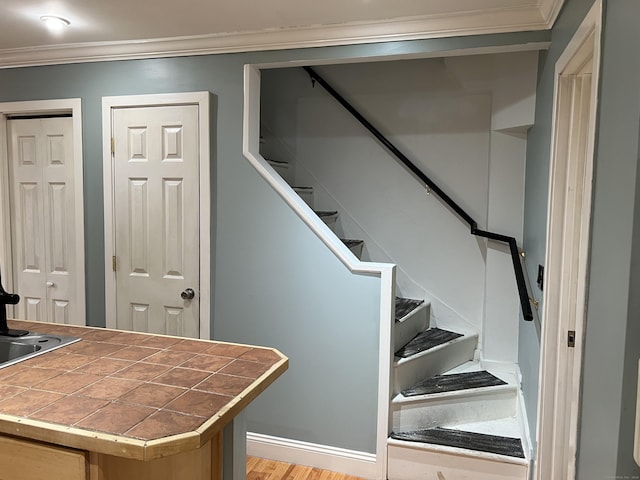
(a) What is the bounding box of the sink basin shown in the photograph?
[0,332,80,368]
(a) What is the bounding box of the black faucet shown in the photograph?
[0,270,28,337]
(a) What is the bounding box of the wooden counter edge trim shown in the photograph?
[0,413,149,459]
[142,356,289,461]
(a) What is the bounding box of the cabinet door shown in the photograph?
[0,435,87,480]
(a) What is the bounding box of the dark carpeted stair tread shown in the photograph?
[315,210,338,218]
[401,370,507,397]
[341,239,364,248]
[395,328,463,358]
[265,158,288,166]
[395,297,424,322]
[390,427,524,458]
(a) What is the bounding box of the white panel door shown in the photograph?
[112,105,200,338]
[7,117,77,324]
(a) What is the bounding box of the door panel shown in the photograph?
[7,117,76,324]
[112,105,199,338]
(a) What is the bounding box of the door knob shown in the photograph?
[181,288,195,300]
[46,281,55,288]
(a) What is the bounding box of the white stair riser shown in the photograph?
[392,387,517,432]
[393,335,477,393]
[387,443,529,480]
[394,304,430,353]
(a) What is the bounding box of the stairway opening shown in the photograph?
[252,51,541,479]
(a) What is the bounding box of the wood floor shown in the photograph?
[247,456,366,480]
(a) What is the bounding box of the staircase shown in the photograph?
[264,157,530,480]
[389,299,530,480]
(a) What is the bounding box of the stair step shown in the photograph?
[391,367,517,431]
[341,239,364,259]
[265,158,290,180]
[293,187,313,207]
[395,328,462,358]
[394,298,430,353]
[390,427,524,459]
[315,210,338,229]
[395,297,424,321]
[393,332,477,393]
[401,370,507,397]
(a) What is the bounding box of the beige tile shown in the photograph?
[120,383,187,408]
[126,410,206,440]
[35,371,102,394]
[164,390,230,417]
[0,389,64,417]
[152,368,211,388]
[78,377,142,400]
[77,402,154,434]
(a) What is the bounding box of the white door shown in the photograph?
[112,105,200,338]
[7,117,78,324]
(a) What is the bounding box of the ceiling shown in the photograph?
[0,0,563,68]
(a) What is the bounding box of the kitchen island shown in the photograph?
[0,319,288,480]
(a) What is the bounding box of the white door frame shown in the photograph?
[102,92,211,340]
[0,98,86,325]
[535,2,602,478]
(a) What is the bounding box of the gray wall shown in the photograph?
[0,30,548,453]
[520,0,595,447]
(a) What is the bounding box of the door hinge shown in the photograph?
[112,256,117,272]
[110,137,115,155]
[568,330,576,348]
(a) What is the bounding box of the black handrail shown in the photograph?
[303,66,533,322]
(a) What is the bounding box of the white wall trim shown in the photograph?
[101,92,211,340]
[247,433,378,479]
[243,64,394,480]
[0,98,86,325]
[534,1,602,478]
[0,1,560,69]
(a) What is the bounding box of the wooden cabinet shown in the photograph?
[0,432,221,480]
[0,435,88,480]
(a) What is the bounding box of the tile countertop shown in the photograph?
[0,320,288,461]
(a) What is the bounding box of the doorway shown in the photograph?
[102,93,211,340]
[0,99,85,325]
[535,2,602,478]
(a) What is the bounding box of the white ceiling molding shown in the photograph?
[539,0,567,26]
[0,0,564,69]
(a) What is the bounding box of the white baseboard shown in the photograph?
[247,432,380,479]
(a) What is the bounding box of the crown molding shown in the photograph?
[539,0,566,26]
[0,1,563,69]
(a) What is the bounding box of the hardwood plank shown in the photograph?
[286,464,315,480]
[247,457,364,480]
